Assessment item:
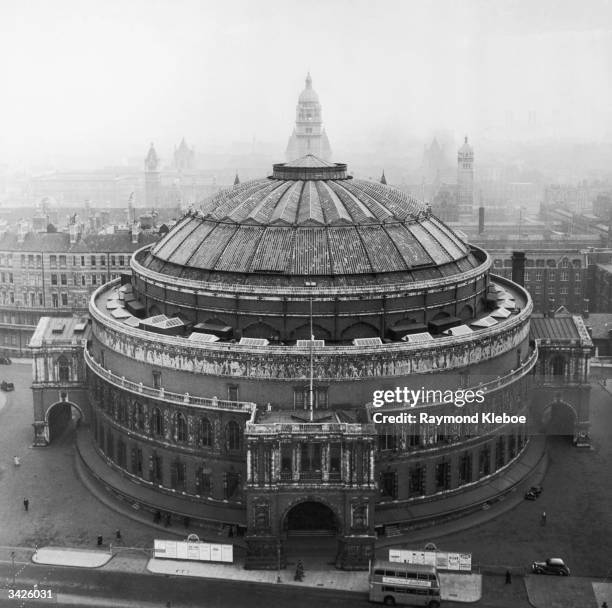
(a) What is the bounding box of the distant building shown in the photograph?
[144,143,161,208]
[457,137,474,220]
[593,193,612,221]
[581,313,612,357]
[590,259,612,313]
[0,229,158,354]
[285,73,332,162]
[486,248,589,314]
[173,138,195,172]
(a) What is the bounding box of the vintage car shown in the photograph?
[531,558,570,576]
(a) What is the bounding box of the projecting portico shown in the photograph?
[244,410,377,570]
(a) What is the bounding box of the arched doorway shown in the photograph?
[541,401,577,441]
[285,500,338,536]
[46,401,83,444]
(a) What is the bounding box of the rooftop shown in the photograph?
[29,316,91,347]
[142,157,480,280]
[530,313,593,345]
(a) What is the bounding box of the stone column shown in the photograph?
[322,442,330,482]
[370,442,375,485]
[271,442,279,483]
[292,443,301,481]
[343,442,351,485]
[246,444,252,483]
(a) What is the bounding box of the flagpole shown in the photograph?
[309,297,314,422]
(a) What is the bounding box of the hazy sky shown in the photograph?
[1,0,611,168]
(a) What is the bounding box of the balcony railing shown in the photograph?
[245,421,377,435]
[84,347,256,414]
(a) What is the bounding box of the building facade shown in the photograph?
[0,229,158,354]
[285,73,332,162]
[486,249,589,314]
[457,137,474,220]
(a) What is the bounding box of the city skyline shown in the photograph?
[1,0,612,169]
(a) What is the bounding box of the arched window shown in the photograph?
[175,412,188,443]
[58,356,70,382]
[152,407,164,437]
[197,418,213,447]
[226,420,241,451]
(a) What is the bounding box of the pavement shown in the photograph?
[32,547,112,568]
[525,576,612,608]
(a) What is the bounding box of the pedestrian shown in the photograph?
[115,529,122,541]
[97,535,103,547]
[505,569,512,584]
[541,511,547,526]
[294,559,304,581]
[23,498,29,512]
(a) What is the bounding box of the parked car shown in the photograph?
[529,485,543,496]
[0,356,11,365]
[524,490,538,500]
[532,558,570,576]
[1,381,15,391]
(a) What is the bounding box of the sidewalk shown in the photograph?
[26,546,482,602]
[33,547,113,567]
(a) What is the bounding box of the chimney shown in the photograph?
[478,206,485,234]
[131,223,140,244]
[548,297,555,318]
[511,251,525,286]
[69,223,81,245]
[583,298,590,318]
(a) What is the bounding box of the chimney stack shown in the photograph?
[478,206,485,234]
[511,251,526,286]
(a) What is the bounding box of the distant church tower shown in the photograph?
[457,136,474,219]
[285,73,332,162]
[173,138,195,172]
[144,143,161,208]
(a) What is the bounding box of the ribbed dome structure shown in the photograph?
[142,155,479,283]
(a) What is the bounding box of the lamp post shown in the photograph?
[10,551,15,587]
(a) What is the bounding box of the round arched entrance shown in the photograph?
[541,400,577,440]
[284,500,338,536]
[45,401,83,444]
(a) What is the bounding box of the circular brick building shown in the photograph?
[85,155,535,569]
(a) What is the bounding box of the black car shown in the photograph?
[1,381,14,391]
[524,490,538,500]
[532,558,570,576]
[529,485,543,496]
[0,356,11,365]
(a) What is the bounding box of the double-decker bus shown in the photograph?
[368,560,441,607]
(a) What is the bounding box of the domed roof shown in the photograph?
[298,72,319,104]
[142,155,480,283]
[458,136,473,156]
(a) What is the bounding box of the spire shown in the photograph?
[464,135,468,144]
[380,170,387,185]
[305,71,312,89]
[234,172,240,186]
